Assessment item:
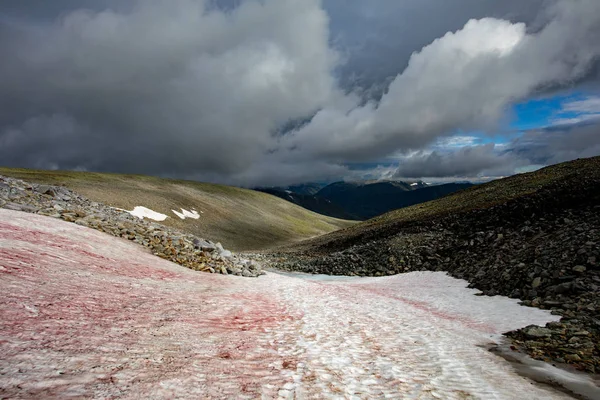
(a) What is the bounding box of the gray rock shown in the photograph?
[565,354,581,362]
[572,265,586,273]
[220,250,233,259]
[249,260,261,271]
[192,238,215,252]
[3,202,38,213]
[522,325,553,339]
[36,185,56,196]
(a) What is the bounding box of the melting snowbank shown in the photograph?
[1,209,597,399]
[274,271,577,399]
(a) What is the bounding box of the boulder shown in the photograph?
[521,325,552,339]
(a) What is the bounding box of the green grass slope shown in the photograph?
[0,168,355,251]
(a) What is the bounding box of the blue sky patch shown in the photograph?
[510,92,600,130]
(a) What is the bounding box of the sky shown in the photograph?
[0,0,599,187]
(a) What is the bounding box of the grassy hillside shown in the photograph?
[0,168,354,251]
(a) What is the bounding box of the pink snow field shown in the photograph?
[0,209,592,399]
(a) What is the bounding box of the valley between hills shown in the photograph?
[3,1,600,398]
[1,156,599,399]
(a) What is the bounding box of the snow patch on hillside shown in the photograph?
[118,206,168,221]
[172,208,200,220]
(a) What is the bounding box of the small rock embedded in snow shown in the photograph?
[120,206,168,221]
[172,208,200,220]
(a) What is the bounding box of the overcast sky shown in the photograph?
[1,0,599,186]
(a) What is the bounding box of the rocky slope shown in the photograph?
[0,175,264,277]
[269,156,600,373]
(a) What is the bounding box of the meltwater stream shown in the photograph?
[1,209,597,399]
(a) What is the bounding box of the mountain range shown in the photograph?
[255,180,474,220]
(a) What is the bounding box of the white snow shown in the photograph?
[119,206,168,221]
[269,271,582,399]
[411,182,419,186]
[172,208,200,220]
[2,210,595,399]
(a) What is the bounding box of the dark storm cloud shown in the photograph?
[0,0,551,94]
[0,0,599,186]
[0,0,339,181]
